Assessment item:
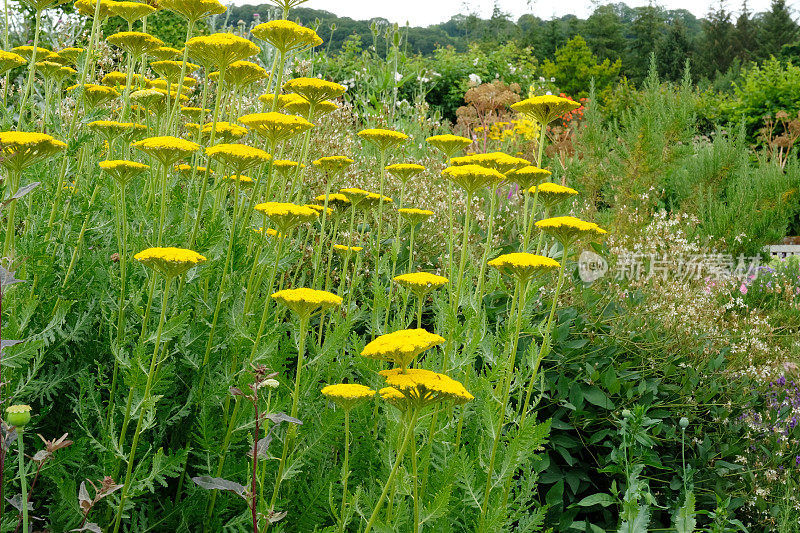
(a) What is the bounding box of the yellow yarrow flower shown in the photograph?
[205,143,270,173]
[283,77,346,105]
[271,287,342,319]
[131,136,199,166]
[151,60,200,82]
[361,192,392,209]
[305,204,332,216]
[108,1,157,24]
[224,174,254,186]
[385,163,424,184]
[441,164,504,195]
[74,0,115,19]
[0,51,26,75]
[361,329,445,371]
[528,182,579,208]
[210,60,267,87]
[393,272,448,297]
[534,216,608,246]
[282,94,338,119]
[251,20,322,54]
[99,160,150,187]
[426,134,472,158]
[100,71,150,88]
[0,131,67,172]
[88,120,147,143]
[67,83,119,107]
[470,152,530,174]
[397,207,433,226]
[253,227,283,238]
[312,155,353,177]
[150,46,182,61]
[379,368,474,410]
[333,244,363,254]
[511,95,582,125]
[187,121,248,143]
[134,247,207,278]
[488,252,560,284]
[160,0,226,22]
[257,93,297,110]
[506,165,552,189]
[51,47,84,64]
[11,45,51,61]
[357,128,408,152]
[34,61,75,83]
[106,31,164,57]
[238,112,314,144]
[321,383,376,410]
[254,201,319,232]
[186,33,260,70]
[180,106,211,120]
[315,193,351,209]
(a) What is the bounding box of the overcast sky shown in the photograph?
[274,0,786,27]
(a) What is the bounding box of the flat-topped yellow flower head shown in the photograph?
[0,131,67,172]
[257,93,297,110]
[315,193,351,209]
[360,192,393,209]
[186,33,260,70]
[426,134,472,158]
[253,227,283,238]
[88,120,147,143]
[488,252,560,284]
[134,247,207,278]
[528,183,579,208]
[506,165,551,189]
[393,272,448,298]
[129,88,167,111]
[535,216,607,246]
[321,383,375,411]
[379,368,473,410]
[150,60,200,82]
[99,160,150,187]
[51,47,84,64]
[181,106,212,120]
[282,94,338,119]
[255,201,319,233]
[108,1,157,24]
[339,187,370,207]
[67,83,119,107]
[469,152,530,174]
[271,159,303,178]
[224,174,254,186]
[441,164,504,195]
[251,20,322,54]
[312,155,353,178]
[161,0,225,22]
[238,112,313,144]
[332,244,363,254]
[210,60,267,87]
[397,207,433,226]
[283,77,345,105]
[361,329,445,371]
[511,95,582,125]
[100,71,150,88]
[131,136,199,166]
[107,31,164,57]
[271,287,342,320]
[150,78,195,94]
[0,51,27,75]
[386,163,424,184]
[35,60,76,83]
[11,45,51,61]
[205,143,270,173]
[174,164,208,178]
[150,46,181,61]
[74,0,115,19]
[358,128,408,152]
[189,121,248,143]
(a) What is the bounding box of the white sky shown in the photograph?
[268,0,788,27]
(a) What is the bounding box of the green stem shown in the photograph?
[338,410,350,533]
[112,275,174,533]
[16,430,27,533]
[364,408,418,533]
[452,190,473,312]
[16,9,42,128]
[476,187,498,305]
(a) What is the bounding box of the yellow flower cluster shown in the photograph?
[253,227,283,238]
[393,272,448,295]
[506,165,551,189]
[185,33,260,69]
[271,287,343,319]
[239,112,314,144]
[0,131,67,171]
[511,95,582,125]
[282,94,338,119]
[251,20,322,54]
[361,328,445,370]
[315,193,351,208]
[534,216,608,245]
[385,163,424,184]
[88,120,146,141]
[67,83,119,106]
[283,77,346,104]
[357,128,409,151]
[0,51,26,74]
[99,159,150,186]
[132,136,200,165]
[441,164,504,194]
[321,383,376,410]
[160,0,226,22]
[211,60,267,87]
[426,134,472,157]
[488,253,560,283]
[379,368,474,410]
[333,244,363,253]
[108,1,156,23]
[313,156,353,175]
[134,247,207,278]
[106,31,164,57]
[397,207,434,226]
[255,201,319,231]
[205,143,271,171]
[528,182,579,207]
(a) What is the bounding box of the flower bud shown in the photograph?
[5,405,32,428]
[263,378,279,389]
[679,417,689,429]
[621,409,632,419]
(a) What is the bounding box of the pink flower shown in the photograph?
[740,283,748,295]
